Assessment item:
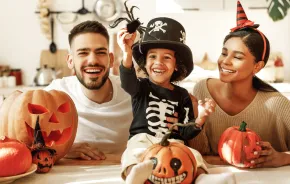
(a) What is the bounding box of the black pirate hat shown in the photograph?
[132,17,193,80]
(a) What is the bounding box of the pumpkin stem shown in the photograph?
[160,133,171,146]
[239,121,247,132]
[160,122,196,146]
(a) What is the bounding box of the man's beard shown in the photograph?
[75,68,110,90]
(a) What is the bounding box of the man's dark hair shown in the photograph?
[68,20,109,47]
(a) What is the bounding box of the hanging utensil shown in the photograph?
[49,17,57,53]
[93,0,122,23]
[77,0,91,15]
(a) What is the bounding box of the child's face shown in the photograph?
[145,48,176,88]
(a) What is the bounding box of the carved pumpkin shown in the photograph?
[218,121,262,168]
[32,149,55,173]
[0,136,32,177]
[141,124,197,184]
[0,90,78,162]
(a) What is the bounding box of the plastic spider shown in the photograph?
[109,0,147,35]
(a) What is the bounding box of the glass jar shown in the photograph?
[9,69,22,85]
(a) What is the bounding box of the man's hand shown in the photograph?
[65,142,106,160]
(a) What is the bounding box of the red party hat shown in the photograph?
[230,1,266,61]
[236,1,248,26]
[231,1,259,32]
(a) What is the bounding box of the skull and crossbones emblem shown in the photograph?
[180,30,186,43]
[149,20,167,34]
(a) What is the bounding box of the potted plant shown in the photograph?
[267,0,290,21]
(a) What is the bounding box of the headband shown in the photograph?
[230,1,267,61]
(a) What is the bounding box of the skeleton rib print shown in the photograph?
[146,92,180,137]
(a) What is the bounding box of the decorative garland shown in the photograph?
[37,0,51,40]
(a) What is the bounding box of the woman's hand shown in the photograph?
[250,141,290,168]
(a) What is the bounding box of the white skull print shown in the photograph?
[180,30,186,43]
[149,20,168,34]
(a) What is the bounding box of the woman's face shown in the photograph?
[145,48,176,88]
[218,37,257,83]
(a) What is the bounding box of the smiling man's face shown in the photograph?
[68,32,113,90]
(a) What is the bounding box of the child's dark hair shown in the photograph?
[68,20,109,47]
[137,51,188,82]
[224,29,278,92]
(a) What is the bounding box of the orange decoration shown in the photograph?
[141,127,197,184]
[0,90,78,162]
[218,121,262,168]
[0,136,32,177]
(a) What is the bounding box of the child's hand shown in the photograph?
[198,98,216,119]
[166,112,179,131]
[117,28,137,54]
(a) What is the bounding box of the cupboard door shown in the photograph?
[156,0,223,11]
[224,0,269,10]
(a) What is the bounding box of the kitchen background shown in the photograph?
[0,0,289,87]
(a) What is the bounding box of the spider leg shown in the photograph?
[139,26,148,29]
[143,28,159,40]
[138,35,144,54]
[109,17,131,28]
[129,6,139,20]
[136,28,143,35]
[124,0,133,21]
[137,27,147,35]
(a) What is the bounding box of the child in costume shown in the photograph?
[116,16,225,184]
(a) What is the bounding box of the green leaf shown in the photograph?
[267,0,290,21]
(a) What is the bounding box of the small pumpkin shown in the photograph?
[218,121,262,168]
[0,136,32,177]
[32,149,55,173]
[0,90,78,162]
[31,116,56,173]
[140,123,198,184]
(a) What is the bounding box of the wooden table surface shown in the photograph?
[2,154,290,184]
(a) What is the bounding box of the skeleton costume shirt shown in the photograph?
[120,64,201,142]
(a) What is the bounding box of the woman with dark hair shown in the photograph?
[189,1,290,168]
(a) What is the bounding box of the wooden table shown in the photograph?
[12,154,124,184]
[8,154,290,184]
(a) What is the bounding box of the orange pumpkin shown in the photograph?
[218,121,262,168]
[0,136,32,177]
[32,149,55,173]
[0,90,78,162]
[141,131,197,184]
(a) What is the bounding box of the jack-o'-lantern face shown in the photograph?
[141,142,197,184]
[0,90,78,162]
[32,149,56,173]
[25,101,73,147]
